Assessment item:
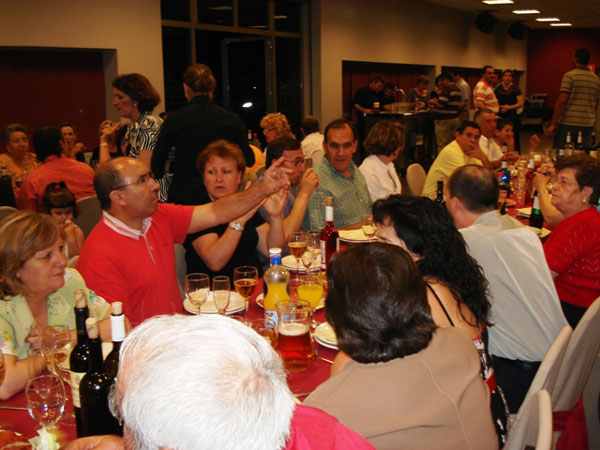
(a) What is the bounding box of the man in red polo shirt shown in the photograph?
[77,156,289,326]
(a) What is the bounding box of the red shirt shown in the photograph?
[17,155,96,211]
[544,207,600,308]
[286,405,374,449]
[77,203,194,326]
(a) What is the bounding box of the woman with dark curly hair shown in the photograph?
[111,74,170,201]
[304,243,498,449]
[372,194,509,447]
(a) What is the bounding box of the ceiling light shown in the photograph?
[551,23,572,27]
[536,18,560,22]
[482,0,514,4]
[513,9,540,14]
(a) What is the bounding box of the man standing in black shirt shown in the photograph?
[152,64,254,205]
[352,76,384,116]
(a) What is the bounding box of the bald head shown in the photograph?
[447,165,498,213]
[94,157,137,210]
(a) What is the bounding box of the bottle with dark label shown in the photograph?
[575,131,584,154]
[79,318,122,437]
[498,160,511,199]
[69,290,90,435]
[320,197,339,271]
[435,180,444,203]
[529,191,545,229]
[104,302,125,379]
[564,131,574,155]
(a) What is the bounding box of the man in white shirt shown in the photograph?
[451,69,471,122]
[475,109,503,169]
[445,164,568,413]
[300,116,324,167]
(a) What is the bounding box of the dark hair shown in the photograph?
[183,64,217,94]
[33,123,63,161]
[440,73,454,83]
[501,69,513,77]
[575,48,590,66]
[41,181,78,217]
[448,165,498,213]
[483,65,494,73]
[326,243,435,363]
[496,117,513,131]
[435,74,443,86]
[416,74,429,86]
[555,154,600,205]
[383,82,395,91]
[94,158,126,210]
[112,74,160,113]
[372,195,491,328]
[456,120,480,134]
[370,76,384,84]
[301,116,320,135]
[265,136,301,168]
[2,123,29,145]
[450,68,464,78]
[363,120,404,156]
[323,119,356,143]
[197,139,246,179]
[59,122,76,134]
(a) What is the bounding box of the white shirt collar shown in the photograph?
[102,210,153,240]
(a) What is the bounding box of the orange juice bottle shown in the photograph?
[263,248,290,326]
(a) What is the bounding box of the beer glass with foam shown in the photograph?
[275,300,314,372]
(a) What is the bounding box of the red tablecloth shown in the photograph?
[0,279,337,443]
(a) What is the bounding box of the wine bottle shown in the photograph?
[320,197,339,271]
[69,289,90,436]
[104,302,125,379]
[524,158,535,205]
[564,131,574,156]
[79,318,122,437]
[435,179,444,204]
[575,131,584,154]
[529,191,545,229]
[499,160,511,199]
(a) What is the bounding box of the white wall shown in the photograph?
[313,0,528,125]
[0,0,164,117]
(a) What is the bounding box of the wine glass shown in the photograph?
[301,232,319,273]
[233,266,258,321]
[288,231,307,281]
[212,275,231,315]
[362,214,376,239]
[25,374,66,431]
[40,325,71,378]
[185,273,210,314]
[297,273,324,329]
[309,231,321,271]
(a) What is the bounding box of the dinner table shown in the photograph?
[0,278,338,446]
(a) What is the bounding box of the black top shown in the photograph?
[352,86,379,110]
[152,95,254,205]
[494,84,522,120]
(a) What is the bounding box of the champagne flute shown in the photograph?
[233,266,258,320]
[212,275,231,315]
[25,374,66,431]
[288,231,307,281]
[185,273,210,314]
[362,214,376,239]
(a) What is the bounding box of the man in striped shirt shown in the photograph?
[547,48,600,149]
[473,65,499,113]
[431,73,463,151]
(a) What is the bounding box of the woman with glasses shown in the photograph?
[184,140,286,279]
[260,113,295,145]
[534,154,600,327]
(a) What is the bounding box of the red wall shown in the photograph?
[527,28,600,108]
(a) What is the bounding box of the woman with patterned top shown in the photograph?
[0,211,124,399]
[111,73,171,201]
[0,123,39,197]
[372,195,509,447]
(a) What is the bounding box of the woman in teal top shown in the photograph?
[0,211,111,399]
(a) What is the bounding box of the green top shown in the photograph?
[0,268,110,360]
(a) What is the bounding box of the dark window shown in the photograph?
[162,27,191,112]
[276,37,301,135]
[239,0,269,30]
[161,0,190,21]
[197,0,233,26]
[275,1,300,33]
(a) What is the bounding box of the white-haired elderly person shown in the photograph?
[0,211,113,399]
[66,314,373,450]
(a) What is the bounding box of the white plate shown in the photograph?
[183,291,245,315]
[338,229,376,243]
[527,226,551,239]
[517,207,532,218]
[255,293,325,310]
[314,322,338,350]
[282,254,321,272]
[58,342,113,371]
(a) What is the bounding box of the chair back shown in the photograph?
[239,171,257,190]
[553,296,600,411]
[504,389,552,450]
[406,163,426,196]
[74,196,102,237]
[0,205,17,221]
[174,243,187,298]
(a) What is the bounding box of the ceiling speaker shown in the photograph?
[475,12,499,34]
[508,22,527,40]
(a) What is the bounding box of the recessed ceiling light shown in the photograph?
[482,0,514,4]
[513,9,540,14]
[551,23,572,27]
[536,18,560,22]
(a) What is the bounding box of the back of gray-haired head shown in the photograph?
[118,314,295,450]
